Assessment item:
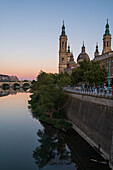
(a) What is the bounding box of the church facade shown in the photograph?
[94,19,113,83]
[59,21,90,74]
[59,20,113,83]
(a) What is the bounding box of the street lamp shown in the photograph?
[108,60,111,91]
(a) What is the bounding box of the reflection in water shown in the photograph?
[0,87,29,97]
[0,91,111,170]
[33,123,111,170]
[63,128,110,170]
[33,124,74,169]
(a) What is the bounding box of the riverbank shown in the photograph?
[32,114,72,130]
[66,92,113,170]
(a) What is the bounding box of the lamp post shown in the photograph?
[108,60,111,91]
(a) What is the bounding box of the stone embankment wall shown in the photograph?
[66,92,113,169]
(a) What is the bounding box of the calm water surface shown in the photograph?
[0,91,111,170]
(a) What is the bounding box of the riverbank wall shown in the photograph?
[66,92,113,169]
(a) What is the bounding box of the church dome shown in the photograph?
[77,42,90,63]
[77,53,89,62]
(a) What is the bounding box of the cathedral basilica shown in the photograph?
[59,20,113,82]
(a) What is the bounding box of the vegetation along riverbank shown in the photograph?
[28,60,107,130]
[28,71,72,130]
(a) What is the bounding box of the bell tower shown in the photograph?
[102,19,111,54]
[59,21,68,73]
[94,42,99,58]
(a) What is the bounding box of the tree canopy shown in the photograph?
[29,71,70,118]
[71,59,108,86]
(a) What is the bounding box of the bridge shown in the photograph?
[0,81,31,88]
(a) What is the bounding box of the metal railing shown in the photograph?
[66,87,113,98]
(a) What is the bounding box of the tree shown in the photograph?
[71,59,108,86]
[29,71,70,118]
[33,125,72,169]
[57,72,70,88]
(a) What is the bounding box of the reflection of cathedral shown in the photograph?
[59,20,113,82]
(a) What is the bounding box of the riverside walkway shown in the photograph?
[66,87,113,98]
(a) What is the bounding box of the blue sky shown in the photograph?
[0,0,113,79]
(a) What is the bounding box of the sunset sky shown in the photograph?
[0,0,113,80]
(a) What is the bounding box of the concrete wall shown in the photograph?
[66,92,113,169]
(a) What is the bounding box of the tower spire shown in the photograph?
[61,20,66,36]
[83,41,84,47]
[95,42,99,53]
[102,19,111,54]
[59,21,67,73]
[82,41,85,53]
[94,42,99,58]
[68,43,70,53]
[105,18,110,35]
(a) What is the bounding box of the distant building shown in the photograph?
[0,74,10,82]
[10,76,18,82]
[0,74,18,82]
[94,19,113,82]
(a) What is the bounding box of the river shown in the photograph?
[0,90,111,170]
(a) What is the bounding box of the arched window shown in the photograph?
[62,42,64,49]
[107,41,109,47]
[62,58,64,63]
